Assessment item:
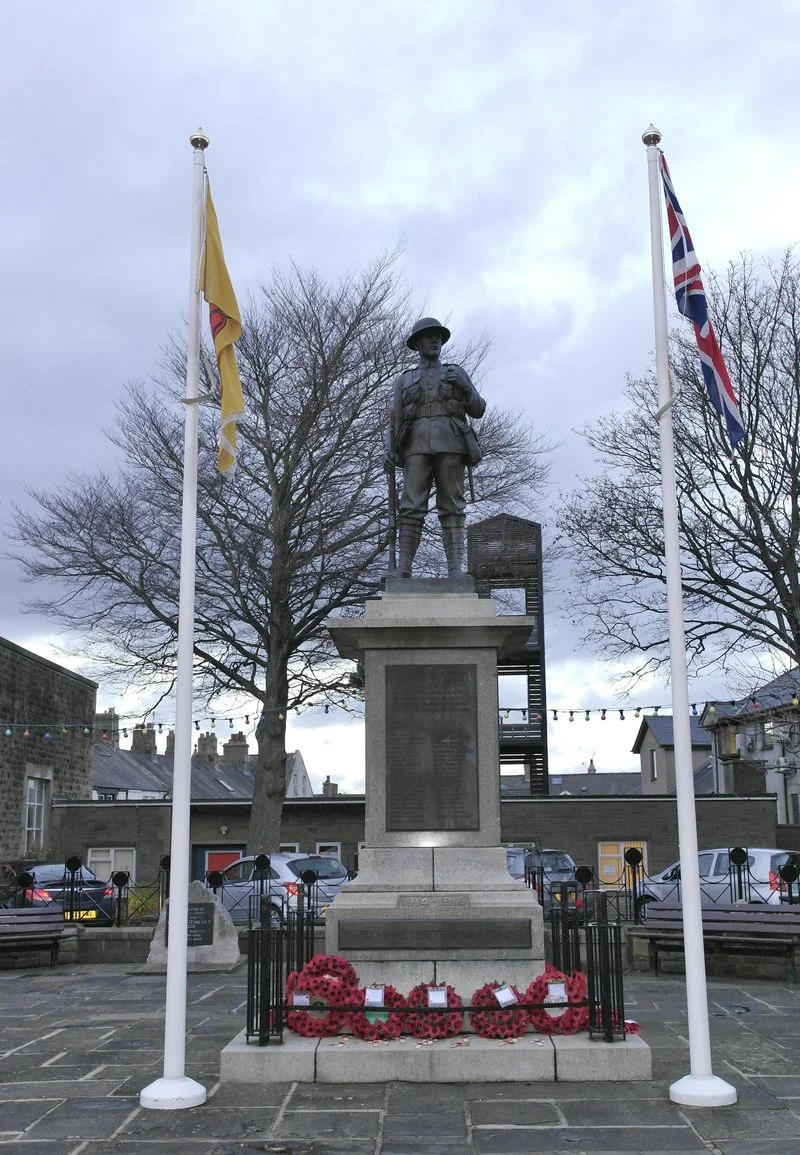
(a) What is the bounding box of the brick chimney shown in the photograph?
[95,708,121,748]
[222,732,249,765]
[131,723,157,757]
[322,775,339,797]
[587,757,597,774]
[196,732,218,762]
[165,730,175,759]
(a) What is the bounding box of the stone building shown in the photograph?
[0,636,97,858]
[632,714,713,794]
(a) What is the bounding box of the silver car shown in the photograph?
[207,853,349,927]
[642,847,799,908]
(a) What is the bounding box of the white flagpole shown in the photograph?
[140,128,209,1111]
[642,125,736,1108]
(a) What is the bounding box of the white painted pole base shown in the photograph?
[669,1074,737,1106]
[140,1076,207,1110]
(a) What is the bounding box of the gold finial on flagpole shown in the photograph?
[642,124,662,147]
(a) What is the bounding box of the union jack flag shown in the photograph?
[659,152,746,449]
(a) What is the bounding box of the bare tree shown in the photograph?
[557,250,800,685]
[10,252,550,850]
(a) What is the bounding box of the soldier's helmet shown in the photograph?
[406,317,451,350]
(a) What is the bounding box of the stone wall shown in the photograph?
[49,801,171,881]
[49,794,781,883]
[0,636,97,858]
[501,795,779,873]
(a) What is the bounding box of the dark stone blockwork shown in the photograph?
[337,918,531,952]
[385,664,479,832]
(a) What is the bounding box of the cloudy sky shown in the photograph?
[2,1,798,790]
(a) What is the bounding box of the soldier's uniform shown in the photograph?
[387,318,486,577]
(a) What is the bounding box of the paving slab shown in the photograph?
[0,965,800,1153]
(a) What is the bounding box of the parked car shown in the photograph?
[641,847,800,909]
[506,846,579,918]
[1,862,116,925]
[207,853,349,927]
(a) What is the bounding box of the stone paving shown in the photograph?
[0,961,799,1153]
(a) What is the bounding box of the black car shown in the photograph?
[1,862,116,925]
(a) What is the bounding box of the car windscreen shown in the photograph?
[541,853,575,872]
[286,857,346,880]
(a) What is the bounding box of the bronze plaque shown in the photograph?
[337,918,531,952]
[385,664,479,831]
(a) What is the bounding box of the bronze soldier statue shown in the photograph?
[386,317,486,578]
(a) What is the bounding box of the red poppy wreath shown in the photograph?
[524,965,589,1036]
[348,984,407,1042]
[405,982,464,1040]
[468,981,528,1039]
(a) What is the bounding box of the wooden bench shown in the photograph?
[627,902,800,982]
[0,908,76,968]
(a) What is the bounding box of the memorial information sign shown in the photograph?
[187,903,215,946]
[385,664,479,831]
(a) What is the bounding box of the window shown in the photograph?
[315,842,342,860]
[649,749,658,782]
[87,847,136,881]
[790,794,800,824]
[25,776,49,852]
[279,842,300,854]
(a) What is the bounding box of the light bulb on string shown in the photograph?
[4,726,12,737]
[123,729,129,739]
[552,709,558,721]
[324,705,329,714]
[568,710,574,722]
[83,726,91,736]
[23,727,31,739]
[101,730,109,742]
[43,730,52,741]
[634,707,641,718]
[245,715,250,725]
[585,710,590,721]
[691,704,698,716]
[521,709,527,720]
[600,709,606,721]
[708,704,717,714]
[194,720,200,731]
[158,723,163,733]
[211,718,216,728]
[228,718,234,729]
[653,706,659,715]
[619,710,625,720]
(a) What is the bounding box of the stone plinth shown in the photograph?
[220,1029,652,1084]
[325,587,543,985]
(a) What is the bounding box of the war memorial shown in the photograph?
[220,318,650,1084]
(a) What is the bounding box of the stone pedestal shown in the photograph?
[325,584,544,989]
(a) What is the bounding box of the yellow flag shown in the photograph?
[200,182,245,473]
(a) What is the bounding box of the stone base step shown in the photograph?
[220,1028,651,1084]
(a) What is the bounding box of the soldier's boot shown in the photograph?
[398,522,422,578]
[442,521,466,577]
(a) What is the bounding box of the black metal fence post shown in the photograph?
[585,891,626,1042]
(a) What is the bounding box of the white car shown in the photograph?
[207,853,349,927]
[642,847,799,908]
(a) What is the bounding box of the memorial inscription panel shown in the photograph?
[385,664,479,831]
